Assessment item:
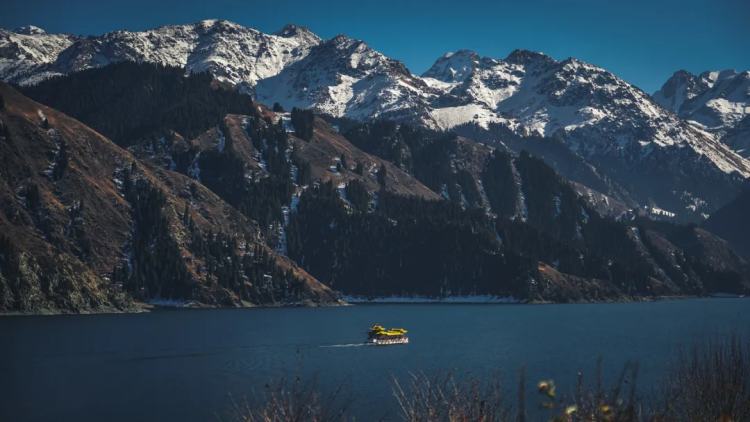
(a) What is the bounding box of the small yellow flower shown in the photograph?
[600,404,612,415]
[564,405,578,415]
[537,379,556,398]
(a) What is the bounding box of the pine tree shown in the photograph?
[377,164,387,187]
[290,107,314,141]
[51,140,69,181]
[340,154,349,171]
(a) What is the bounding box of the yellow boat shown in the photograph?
[367,324,409,345]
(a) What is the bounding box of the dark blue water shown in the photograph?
[2,298,749,421]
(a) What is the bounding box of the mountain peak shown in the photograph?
[504,49,553,65]
[329,34,358,46]
[13,25,47,35]
[443,49,479,59]
[192,19,247,33]
[672,69,696,79]
[274,23,316,39]
[197,19,221,27]
[423,49,480,83]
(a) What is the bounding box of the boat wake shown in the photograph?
[320,343,372,348]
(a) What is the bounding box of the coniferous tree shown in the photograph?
[297,161,313,186]
[51,140,69,181]
[345,180,370,213]
[24,183,41,211]
[377,164,387,187]
[290,107,314,140]
[340,154,349,171]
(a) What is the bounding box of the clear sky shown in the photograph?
[2,0,748,93]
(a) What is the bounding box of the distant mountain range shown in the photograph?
[0,20,748,312]
[2,20,747,221]
[654,69,750,157]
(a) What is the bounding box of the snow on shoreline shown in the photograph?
[342,295,520,304]
[147,298,192,307]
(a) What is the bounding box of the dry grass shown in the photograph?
[234,336,750,422]
[392,371,512,422]
[228,377,351,422]
[653,335,750,421]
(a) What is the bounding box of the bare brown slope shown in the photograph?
[292,117,440,198]
[0,83,337,312]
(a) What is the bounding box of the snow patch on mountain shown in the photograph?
[2,21,749,214]
[255,34,438,122]
[421,51,750,178]
[655,69,749,128]
[654,69,750,156]
[0,20,320,89]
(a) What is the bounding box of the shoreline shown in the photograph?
[0,293,746,317]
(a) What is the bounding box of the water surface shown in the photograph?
[2,298,749,421]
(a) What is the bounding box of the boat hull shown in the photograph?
[368,337,409,345]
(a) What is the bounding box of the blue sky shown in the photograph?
[2,0,748,93]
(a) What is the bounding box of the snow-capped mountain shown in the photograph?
[422,49,747,172]
[0,20,320,91]
[417,49,750,217]
[0,26,76,85]
[2,20,749,218]
[654,69,750,156]
[256,34,438,121]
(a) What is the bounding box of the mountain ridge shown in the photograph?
[2,21,749,218]
[654,68,750,157]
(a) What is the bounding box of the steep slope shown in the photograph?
[21,61,258,146]
[258,41,750,218]
[307,119,750,299]
[20,63,440,262]
[423,50,750,218]
[654,69,750,156]
[0,26,76,86]
[0,20,320,91]
[704,188,750,259]
[0,83,337,312]
[127,110,440,256]
[289,116,439,199]
[255,35,437,122]
[3,22,749,218]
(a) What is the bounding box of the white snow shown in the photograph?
[342,295,519,304]
[510,159,528,222]
[4,21,750,183]
[430,104,507,130]
[148,298,191,307]
[188,152,202,181]
[0,20,321,87]
[215,128,226,152]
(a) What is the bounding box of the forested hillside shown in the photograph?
[21,62,256,146]
[0,82,337,312]
[2,63,748,312]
